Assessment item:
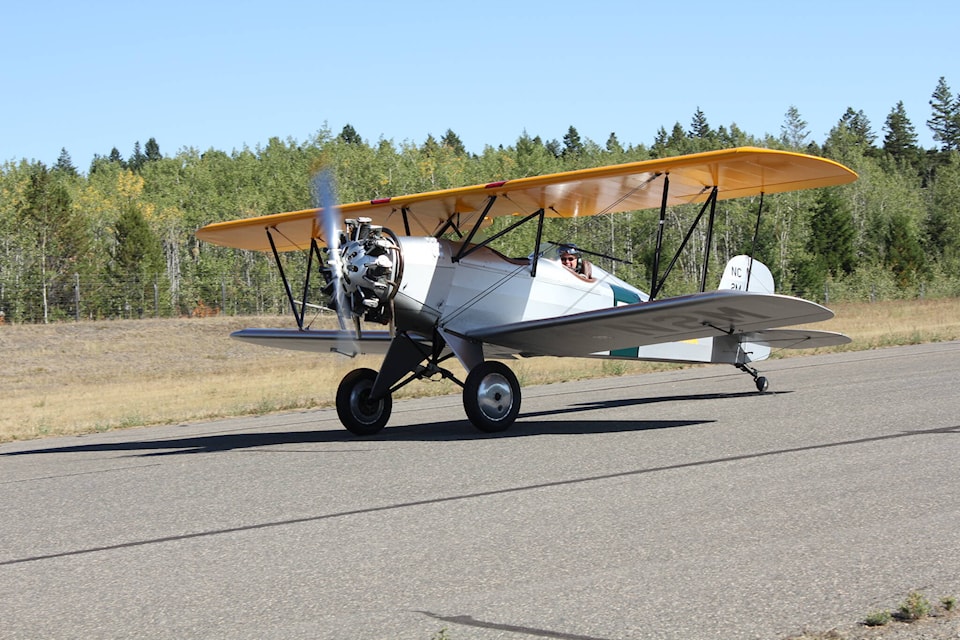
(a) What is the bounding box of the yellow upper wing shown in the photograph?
[196,146,857,252]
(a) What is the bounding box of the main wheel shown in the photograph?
[336,368,391,435]
[463,361,521,433]
[755,376,769,393]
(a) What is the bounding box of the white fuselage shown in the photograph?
[388,238,771,366]
[392,237,646,336]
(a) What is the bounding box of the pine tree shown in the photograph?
[338,124,362,145]
[925,152,960,264]
[514,131,557,176]
[927,76,960,151]
[824,110,875,165]
[605,132,623,154]
[809,187,856,276]
[688,107,712,139]
[885,211,926,287]
[650,127,669,157]
[128,141,146,172]
[55,148,78,176]
[687,107,718,152]
[145,138,162,162]
[651,122,691,157]
[18,163,90,322]
[669,122,690,151]
[110,205,163,318]
[883,101,918,154]
[562,126,583,157]
[780,106,810,150]
[792,188,855,297]
[545,139,562,158]
[440,129,466,156]
[882,101,920,168]
[838,108,876,148]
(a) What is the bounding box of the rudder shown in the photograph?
[718,255,774,363]
[718,255,774,294]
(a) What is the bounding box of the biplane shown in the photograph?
[196,147,857,435]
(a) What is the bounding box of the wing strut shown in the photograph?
[530,207,547,277]
[746,192,765,291]
[454,202,547,271]
[650,185,718,300]
[266,227,324,331]
[267,227,303,329]
[455,195,499,258]
[650,174,670,298]
[699,188,719,293]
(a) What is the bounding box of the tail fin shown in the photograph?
[718,255,774,294]
[718,255,774,363]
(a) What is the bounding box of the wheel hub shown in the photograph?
[350,384,383,422]
[476,373,513,420]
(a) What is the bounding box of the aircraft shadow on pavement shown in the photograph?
[524,389,788,418]
[1,390,781,457]
[0,419,712,457]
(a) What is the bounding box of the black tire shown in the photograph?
[462,361,521,433]
[755,376,769,393]
[336,368,391,435]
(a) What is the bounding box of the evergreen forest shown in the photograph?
[3,77,960,324]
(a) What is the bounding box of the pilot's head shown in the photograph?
[559,247,581,271]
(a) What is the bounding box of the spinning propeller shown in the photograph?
[313,168,401,335]
[313,169,352,333]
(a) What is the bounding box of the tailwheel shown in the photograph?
[463,361,521,433]
[736,363,770,394]
[336,368,392,435]
[755,376,769,393]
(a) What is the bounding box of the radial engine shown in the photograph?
[323,217,401,325]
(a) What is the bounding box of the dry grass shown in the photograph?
[812,298,960,347]
[3,298,959,442]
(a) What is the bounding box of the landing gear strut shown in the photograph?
[736,363,769,393]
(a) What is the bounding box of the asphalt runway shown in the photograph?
[3,343,959,640]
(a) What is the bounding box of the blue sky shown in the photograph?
[2,0,957,170]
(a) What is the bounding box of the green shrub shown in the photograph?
[864,610,892,627]
[897,591,932,621]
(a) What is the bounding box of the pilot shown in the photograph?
[559,247,594,281]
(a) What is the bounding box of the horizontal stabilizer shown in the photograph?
[742,328,851,349]
[466,290,836,357]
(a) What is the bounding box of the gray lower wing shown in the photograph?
[465,291,835,357]
[231,328,401,356]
